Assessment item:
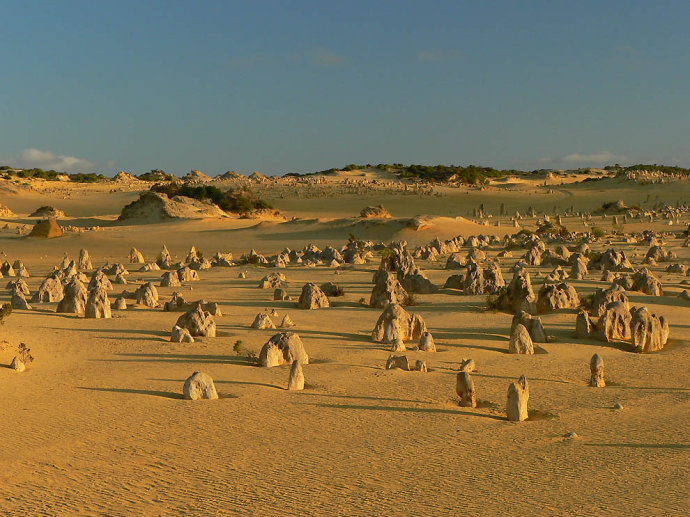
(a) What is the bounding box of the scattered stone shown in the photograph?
[372,303,426,343]
[590,353,605,387]
[175,304,216,337]
[298,283,330,309]
[506,375,529,422]
[631,306,669,353]
[85,287,112,318]
[418,331,436,352]
[456,371,476,407]
[28,219,63,238]
[511,311,547,342]
[183,372,218,400]
[287,360,305,390]
[259,332,308,367]
[415,360,427,372]
[509,324,534,354]
[251,312,276,329]
[171,324,195,343]
[385,355,410,370]
[459,358,475,372]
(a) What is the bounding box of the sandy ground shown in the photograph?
[0,172,688,516]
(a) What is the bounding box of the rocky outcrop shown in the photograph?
[456,372,476,408]
[511,311,547,342]
[183,372,218,400]
[287,360,305,391]
[631,306,669,353]
[370,271,408,308]
[118,191,228,221]
[509,324,534,354]
[536,282,579,313]
[175,304,216,337]
[85,287,111,319]
[56,279,88,315]
[506,375,529,422]
[496,267,535,313]
[590,354,605,387]
[591,285,628,317]
[298,283,330,309]
[259,332,308,367]
[372,303,426,343]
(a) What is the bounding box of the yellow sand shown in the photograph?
[0,171,687,515]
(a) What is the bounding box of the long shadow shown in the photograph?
[605,384,690,392]
[437,341,508,354]
[284,328,372,343]
[297,392,433,405]
[474,372,573,385]
[583,443,690,450]
[77,386,183,399]
[98,352,256,366]
[306,402,506,421]
[45,326,170,338]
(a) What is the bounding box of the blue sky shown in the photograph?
[1,0,689,176]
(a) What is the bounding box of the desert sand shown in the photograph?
[0,169,688,516]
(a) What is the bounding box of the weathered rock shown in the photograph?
[463,262,484,294]
[445,253,466,270]
[385,355,409,370]
[135,282,159,307]
[370,271,408,308]
[372,303,426,343]
[11,291,31,310]
[320,282,344,297]
[28,219,63,238]
[259,332,308,367]
[509,323,534,354]
[360,204,392,218]
[497,267,536,313]
[31,275,64,303]
[595,302,632,342]
[78,249,93,270]
[8,278,30,296]
[160,271,181,287]
[298,283,330,309]
[177,266,199,282]
[85,287,111,319]
[113,296,127,310]
[280,314,295,327]
[590,353,605,387]
[171,324,195,343]
[630,269,663,296]
[251,312,276,329]
[511,311,547,342]
[459,358,476,372]
[591,285,628,317]
[287,360,305,390]
[129,247,145,263]
[456,371,476,407]
[175,304,216,337]
[415,360,428,372]
[631,306,669,353]
[390,337,406,352]
[574,310,594,338]
[506,375,529,422]
[56,279,88,315]
[88,270,113,291]
[483,262,506,293]
[157,245,173,268]
[273,288,290,301]
[183,372,218,400]
[443,273,464,290]
[418,331,436,352]
[536,282,580,313]
[10,356,25,372]
[399,267,436,294]
[258,272,286,289]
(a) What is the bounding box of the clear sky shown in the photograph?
[1,0,689,176]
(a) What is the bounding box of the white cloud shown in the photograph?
[539,150,627,167]
[312,47,345,66]
[0,148,97,173]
